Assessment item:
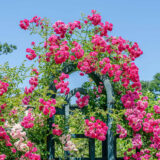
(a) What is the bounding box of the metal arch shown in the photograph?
[102,77,116,160]
[62,63,77,74]
[65,87,87,103]
[48,63,116,160]
[89,73,116,160]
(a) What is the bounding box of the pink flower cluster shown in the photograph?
[142,114,154,133]
[23,141,40,160]
[100,57,111,74]
[59,72,69,81]
[150,125,160,149]
[0,103,7,114]
[122,62,141,90]
[22,96,31,105]
[70,41,84,60]
[121,91,160,156]
[24,68,39,105]
[77,55,98,74]
[14,139,27,152]
[99,21,113,36]
[22,70,39,112]
[87,10,101,26]
[10,123,27,152]
[126,149,151,160]
[132,134,142,149]
[59,134,77,151]
[46,34,59,49]
[156,152,160,160]
[125,108,144,132]
[75,92,89,108]
[26,48,37,60]
[39,98,56,118]
[0,154,6,160]
[128,42,143,61]
[30,16,43,26]
[20,16,43,30]
[121,90,160,157]
[121,91,150,134]
[86,10,112,37]
[52,123,62,136]
[31,41,35,46]
[0,81,9,96]
[154,105,160,114]
[10,123,26,140]
[116,124,127,139]
[92,82,104,98]
[19,19,29,30]
[45,37,70,64]
[0,126,12,147]
[29,76,38,88]
[9,109,17,116]
[52,18,81,38]
[99,56,141,90]
[68,21,81,34]
[24,86,34,95]
[121,90,140,109]
[85,117,108,141]
[110,36,143,61]
[54,73,70,95]
[92,35,108,52]
[44,35,58,61]
[52,21,68,38]
[111,65,121,82]
[100,59,123,83]
[54,41,70,64]
[111,36,128,53]
[32,68,39,75]
[97,84,104,94]
[21,112,35,129]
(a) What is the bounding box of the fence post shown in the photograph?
[47,116,55,160]
[103,77,116,160]
[47,83,56,160]
[64,102,70,159]
[89,138,95,160]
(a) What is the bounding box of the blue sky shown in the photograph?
[0,0,160,82]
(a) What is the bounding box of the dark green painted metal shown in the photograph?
[71,134,87,138]
[56,108,65,115]
[47,81,57,159]
[47,116,55,160]
[62,63,77,75]
[54,158,103,160]
[89,138,95,160]
[102,140,107,159]
[47,65,118,160]
[103,77,116,160]
[64,102,70,159]
[65,88,87,102]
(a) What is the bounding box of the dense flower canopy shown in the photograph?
[0,10,160,160]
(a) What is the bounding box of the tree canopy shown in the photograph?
[0,42,17,55]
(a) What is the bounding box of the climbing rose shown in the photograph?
[85,117,108,141]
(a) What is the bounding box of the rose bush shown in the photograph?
[0,10,160,159]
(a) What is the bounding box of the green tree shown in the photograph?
[141,80,150,93]
[141,73,160,98]
[0,42,17,55]
[149,73,160,94]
